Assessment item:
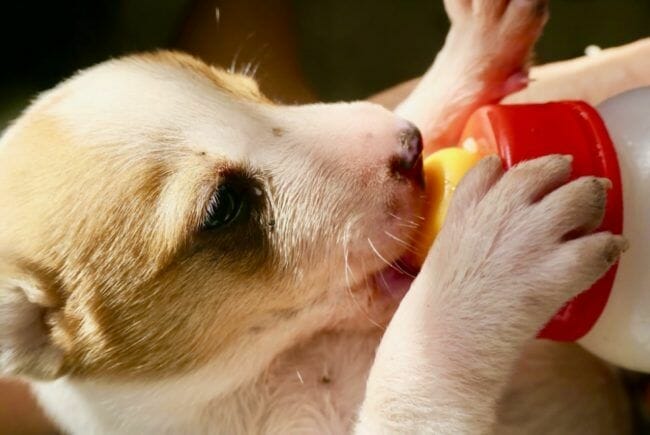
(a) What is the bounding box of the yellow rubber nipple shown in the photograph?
[413,147,482,265]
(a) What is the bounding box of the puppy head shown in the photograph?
[0,52,423,383]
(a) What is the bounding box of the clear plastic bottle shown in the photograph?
[578,87,650,372]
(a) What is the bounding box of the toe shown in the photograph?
[551,232,627,293]
[495,155,573,205]
[535,176,610,239]
[502,0,549,36]
[475,0,510,21]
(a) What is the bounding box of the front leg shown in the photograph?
[356,156,626,433]
[494,340,631,434]
[396,0,548,152]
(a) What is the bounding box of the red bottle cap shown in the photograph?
[459,102,623,341]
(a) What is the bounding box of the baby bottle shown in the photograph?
[415,87,650,372]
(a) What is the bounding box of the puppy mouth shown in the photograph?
[372,260,419,301]
[364,134,426,301]
[366,212,424,302]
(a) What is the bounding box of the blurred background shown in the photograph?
[1,0,649,128]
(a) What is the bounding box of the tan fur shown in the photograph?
[134,51,271,103]
[1,112,242,377]
[0,53,421,382]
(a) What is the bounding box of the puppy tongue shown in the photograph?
[374,264,417,300]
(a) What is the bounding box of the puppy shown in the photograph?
[0,0,630,433]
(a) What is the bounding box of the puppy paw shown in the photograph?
[444,0,548,99]
[445,0,548,29]
[428,154,626,339]
[398,0,549,151]
[360,154,625,433]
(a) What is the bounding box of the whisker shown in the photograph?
[393,230,421,244]
[384,231,419,255]
[229,50,241,74]
[241,43,269,78]
[357,255,384,330]
[243,61,253,76]
[404,216,424,227]
[229,32,256,73]
[248,61,261,78]
[383,230,409,247]
[252,43,269,77]
[389,212,421,229]
[395,257,417,271]
[367,238,416,278]
[395,221,419,229]
[342,221,383,330]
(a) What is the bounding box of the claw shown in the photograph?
[502,71,530,96]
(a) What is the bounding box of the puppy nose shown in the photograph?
[391,123,424,185]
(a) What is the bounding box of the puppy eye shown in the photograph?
[203,184,246,229]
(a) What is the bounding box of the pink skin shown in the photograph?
[374,266,417,300]
[503,71,530,96]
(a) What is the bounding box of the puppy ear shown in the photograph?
[0,261,65,380]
